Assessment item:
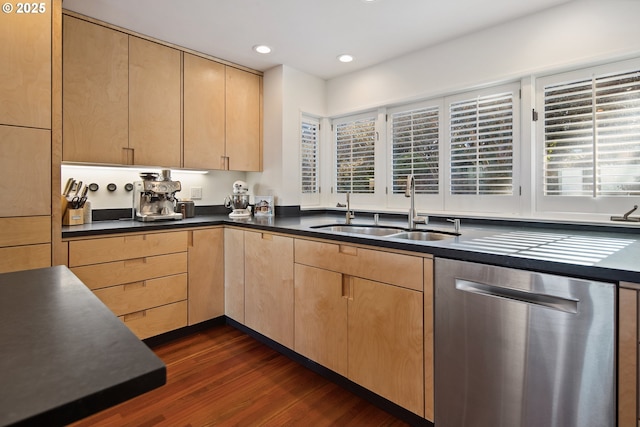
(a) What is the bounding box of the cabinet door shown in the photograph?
[226,67,261,171]
[294,264,348,376]
[224,228,245,322]
[0,0,51,128]
[63,16,128,164]
[245,231,294,348]
[0,244,51,274]
[424,258,434,422]
[129,36,181,167]
[349,277,424,416]
[0,125,51,216]
[619,285,638,427]
[183,53,225,170]
[188,228,224,325]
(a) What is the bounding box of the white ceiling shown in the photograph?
[62,0,575,80]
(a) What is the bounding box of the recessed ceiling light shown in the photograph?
[253,45,272,54]
[338,54,354,63]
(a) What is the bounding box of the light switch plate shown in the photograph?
[191,187,203,200]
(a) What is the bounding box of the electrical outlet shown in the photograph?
[191,187,203,200]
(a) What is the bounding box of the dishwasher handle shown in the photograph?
[455,279,578,314]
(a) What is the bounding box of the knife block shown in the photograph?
[62,195,84,225]
[63,208,84,225]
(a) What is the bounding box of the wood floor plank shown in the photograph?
[69,325,409,427]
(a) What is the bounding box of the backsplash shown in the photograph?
[61,165,246,210]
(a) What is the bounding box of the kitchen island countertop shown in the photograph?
[0,266,166,427]
[62,212,640,284]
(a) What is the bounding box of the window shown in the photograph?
[301,117,319,194]
[449,91,515,196]
[543,69,640,197]
[444,83,520,213]
[335,115,376,194]
[391,105,440,195]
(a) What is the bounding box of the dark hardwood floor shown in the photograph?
[70,325,410,427]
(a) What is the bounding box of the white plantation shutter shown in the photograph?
[391,106,439,194]
[335,116,376,194]
[301,118,319,194]
[543,69,640,196]
[449,91,514,195]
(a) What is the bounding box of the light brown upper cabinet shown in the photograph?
[129,37,181,168]
[63,15,128,164]
[226,67,262,171]
[183,53,226,170]
[184,56,262,171]
[0,1,51,129]
[63,14,262,171]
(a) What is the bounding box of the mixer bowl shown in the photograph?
[227,194,250,210]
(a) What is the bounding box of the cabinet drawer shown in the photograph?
[120,300,188,340]
[294,239,423,291]
[0,217,50,248]
[71,252,188,290]
[69,231,188,267]
[94,273,187,316]
[0,244,50,274]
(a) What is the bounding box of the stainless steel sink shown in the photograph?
[311,224,405,236]
[387,231,456,241]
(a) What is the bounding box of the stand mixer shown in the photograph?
[224,180,252,218]
[133,170,183,221]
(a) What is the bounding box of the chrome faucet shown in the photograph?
[405,174,428,229]
[345,193,355,224]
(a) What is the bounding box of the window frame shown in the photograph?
[300,114,321,206]
[535,57,640,217]
[386,99,444,211]
[332,112,379,204]
[443,82,522,214]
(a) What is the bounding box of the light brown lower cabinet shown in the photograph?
[294,264,348,376]
[0,216,51,274]
[224,227,245,323]
[244,231,294,348]
[619,283,639,427]
[67,230,189,339]
[293,238,428,417]
[187,228,224,325]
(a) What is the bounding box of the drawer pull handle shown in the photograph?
[261,233,273,241]
[123,281,146,291]
[338,245,357,256]
[123,310,146,322]
[124,235,146,242]
[124,257,147,266]
[342,275,353,300]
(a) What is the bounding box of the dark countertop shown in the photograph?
[0,266,166,427]
[63,212,640,284]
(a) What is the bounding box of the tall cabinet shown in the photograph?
[0,0,60,273]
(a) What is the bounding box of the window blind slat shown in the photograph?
[449,91,514,196]
[335,117,376,194]
[391,105,440,194]
[544,68,640,196]
[301,119,319,194]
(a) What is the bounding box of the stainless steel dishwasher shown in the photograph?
[434,258,615,427]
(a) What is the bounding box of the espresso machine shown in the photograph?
[133,170,183,221]
[224,180,252,218]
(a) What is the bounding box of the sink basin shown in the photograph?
[387,231,456,241]
[311,224,405,236]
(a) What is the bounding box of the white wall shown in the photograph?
[326,0,640,116]
[247,64,327,206]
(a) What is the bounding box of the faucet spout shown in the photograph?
[405,174,427,229]
[345,193,355,224]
